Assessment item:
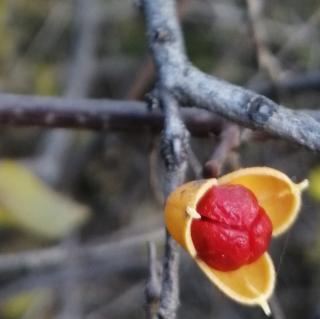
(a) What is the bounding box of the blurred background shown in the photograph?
[0,0,319,318]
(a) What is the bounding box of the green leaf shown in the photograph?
[0,160,90,239]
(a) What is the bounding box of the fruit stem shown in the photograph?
[259,299,271,316]
[186,207,201,219]
[297,179,309,191]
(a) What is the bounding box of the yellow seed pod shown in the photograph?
[164,167,308,315]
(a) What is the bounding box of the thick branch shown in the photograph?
[157,90,189,319]
[142,0,320,152]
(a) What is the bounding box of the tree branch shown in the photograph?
[0,92,319,144]
[157,89,189,319]
[0,93,223,136]
[142,0,320,152]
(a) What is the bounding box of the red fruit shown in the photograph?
[191,184,272,271]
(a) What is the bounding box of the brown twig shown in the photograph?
[203,123,241,178]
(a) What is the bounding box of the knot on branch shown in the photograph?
[247,96,276,125]
[161,128,189,172]
[153,26,174,43]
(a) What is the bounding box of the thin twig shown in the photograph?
[203,123,241,178]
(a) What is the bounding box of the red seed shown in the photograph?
[191,184,272,271]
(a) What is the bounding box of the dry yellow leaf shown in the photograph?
[0,160,89,239]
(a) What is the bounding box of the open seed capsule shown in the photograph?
[164,167,308,315]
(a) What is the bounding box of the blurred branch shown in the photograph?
[149,138,165,204]
[8,1,71,83]
[246,5,320,89]
[0,253,147,303]
[275,6,320,61]
[251,70,320,98]
[48,1,102,316]
[65,0,100,98]
[145,242,161,319]
[270,295,287,319]
[142,0,320,152]
[57,234,81,319]
[32,0,101,185]
[87,282,144,319]
[126,55,154,100]
[246,0,281,81]
[0,229,163,274]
